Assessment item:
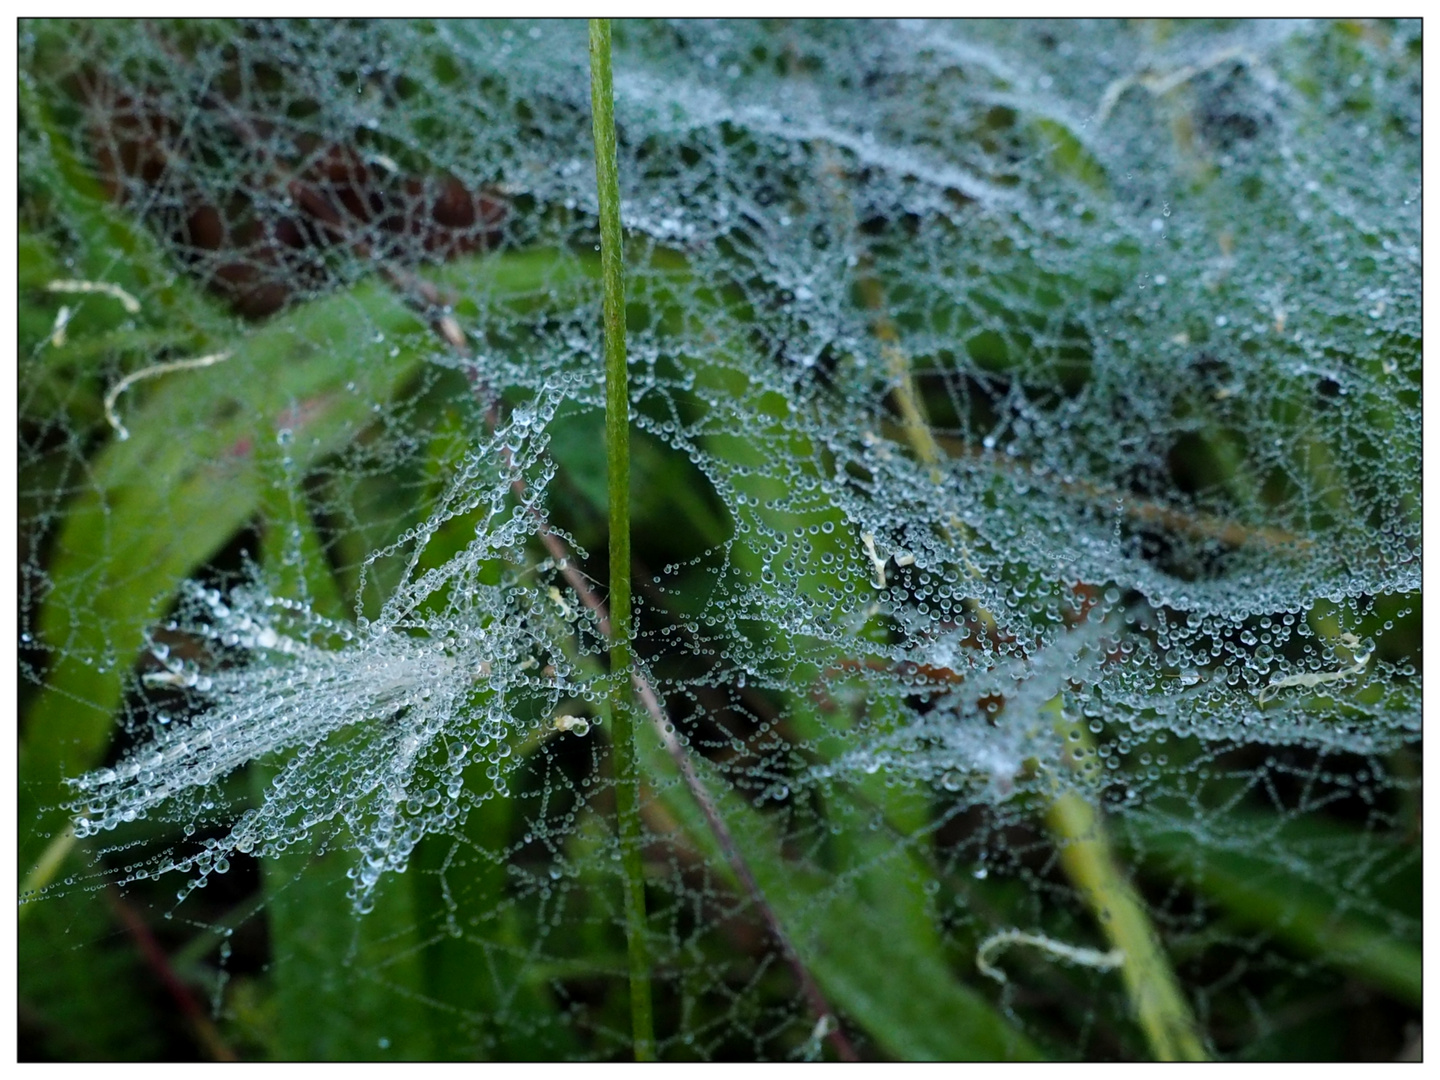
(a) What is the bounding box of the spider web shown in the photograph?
[18,19,1420,1061]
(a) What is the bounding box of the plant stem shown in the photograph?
[1043,697,1209,1061]
[855,255,1205,1059]
[419,211,855,1071]
[589,18,655,1062]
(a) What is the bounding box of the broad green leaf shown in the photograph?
[21,281,430,871]
[1129,810,1421,1007]
[638,727,1041,1061]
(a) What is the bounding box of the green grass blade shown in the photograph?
[589,17,655,1061]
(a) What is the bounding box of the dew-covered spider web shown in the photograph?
[18,19,1420,1061]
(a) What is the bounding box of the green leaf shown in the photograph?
[21,280,429,872]
[1129,809,1421,1007]
[638,730,1041,1061]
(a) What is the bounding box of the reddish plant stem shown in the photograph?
[106,887,238,1062]
[442,293,857,1062]
[520,489,859,1062]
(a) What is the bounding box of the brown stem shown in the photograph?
[106,886,238,1062]
[425,285,859,1062]
[521,501,858,1061]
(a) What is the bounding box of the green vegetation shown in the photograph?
[18,19,1419,1062]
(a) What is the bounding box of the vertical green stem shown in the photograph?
[589,18,655,1062]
